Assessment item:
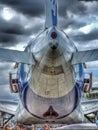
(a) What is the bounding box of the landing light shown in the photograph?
[51,32,57,39]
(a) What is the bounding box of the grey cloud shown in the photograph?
[0,0,97,36]
[58,0,87,16]
[0,18,26,45]
[0,18,37,35]
[0,0,44,16]
[0,33,18,43]
[85,1,98,15]
[0,33,27,47]
[58,0,88,30]
[59,17,86,29]
[58,0,98,31]
[2,24,25,35]
[0,0,44,46]
[0,16,43,46]
[72,29,98,42]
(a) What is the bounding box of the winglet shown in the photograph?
[45,0,58,28]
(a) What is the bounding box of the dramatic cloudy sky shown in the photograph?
[0,0,98,100]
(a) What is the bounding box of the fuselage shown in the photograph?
[15,27,84,124]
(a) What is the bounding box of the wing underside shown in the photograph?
[0,100,18,115]
[71,49,98,65]
[0,48,35,65]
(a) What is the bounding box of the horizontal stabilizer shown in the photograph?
[71,49,98,65]
[0,48,35,65]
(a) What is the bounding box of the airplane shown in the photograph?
[0,0,98,127]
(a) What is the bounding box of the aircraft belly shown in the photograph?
[56,105,86,124]
[29,54,75,98]
[33,73,74,98]
[15,101,45,124]
[24,86,78,120]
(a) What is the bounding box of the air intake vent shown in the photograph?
[43,106,59,119]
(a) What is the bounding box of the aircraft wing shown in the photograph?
[71,49,98,65]
[0,48,35,65]
[81,99,98,115]
[54,123,98,130]
[0,99,18,115]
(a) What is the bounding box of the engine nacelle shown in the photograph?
[83,73,92,93]
[9,72,19,93]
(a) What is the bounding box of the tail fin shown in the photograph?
[45,0,58,28]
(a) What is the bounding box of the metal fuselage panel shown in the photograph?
[17,27,83,123]
[30,51,74,98]
[30,27,75,98]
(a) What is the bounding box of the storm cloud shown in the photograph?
[0,0,97,45]
[72,29,98,42]
[0,0,45,16]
